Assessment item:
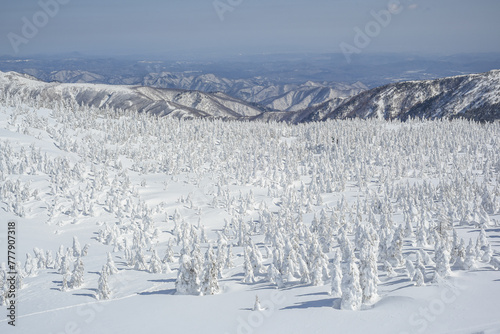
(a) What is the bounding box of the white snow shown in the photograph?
[0,92,499,334]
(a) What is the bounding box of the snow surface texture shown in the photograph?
[0,93,499,334]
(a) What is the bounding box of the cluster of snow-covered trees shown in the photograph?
[0,93,499,308]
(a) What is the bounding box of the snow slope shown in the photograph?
[0,93,499,334]
[0,71,264,120]
[2,70,499,123]
[317,70,500,122]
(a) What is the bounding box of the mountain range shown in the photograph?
[1,69,499,122]
[6,68,366,112]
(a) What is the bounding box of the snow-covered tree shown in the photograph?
[267,262,284,288]
[133,249,147,271]
[384,261,397,278]
[72,236,81,258]
[96,265,111,300]
[106,252,119,275]
[242,247,256,283]
[176,254,200,295]
[405,258,416,279]
[61,274,69,292]
[340,257,362,311]
[413,266,425,286]
[434,240,451,277]
[464,239,477,270]
[69,257,84,289]
[330,250,342,298]
[163,239,175,264]
[149,250,163,274]
[200,245,219,295]
[253,295,264,311]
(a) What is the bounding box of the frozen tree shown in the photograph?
[13,262,24,291]
[358,227,379,304]
[481,244,492,263]
[106,252,119,275]
[69,257,84,289]
[250,241,264,276]
[45,250,55,269]
[200,245,219,295]
[96,265,111,300]
[338,230,354,263]
[176,254,200,295]
[81,244,90,257]
[59,254,70,275]
[405,258,416,279]
[283,249,299,282]
[404,215,414,239]
[413,266,425,286]
[478,227,488,245]
[61,274,69,292]
[54,245,65,271]
[225,244,234,269]
[452,238,466,269]
[434,239,451,278]
[464,239,477,270]
[123,239,133,265]
[419,248,435,267]
[149,250,163,274]
[163,239,175,264]
[133,249,147,271]
[340,257,362,311]
[384,261,397,278]
[415,219,429,248]
[330,250,342,298]
[242,247,256,283]
[387,226,404,266]
[200,224,208,244]
[72,236,81,258]
[267,262,284,288]
[24,253,38,277]
[298,253,311,284]
[253,295,264,311]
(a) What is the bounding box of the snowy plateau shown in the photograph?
[0,72,499,334]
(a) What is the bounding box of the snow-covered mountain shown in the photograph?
[1,70,499,122]
[12,67,366,112]
[143,72,366,111]
[0,71,265,119]
[313,70,500,122]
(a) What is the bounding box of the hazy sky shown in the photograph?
[1,0,500,57]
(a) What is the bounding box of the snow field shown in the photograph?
[0,94,499,333]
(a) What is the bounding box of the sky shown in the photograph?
[0,0,500,58]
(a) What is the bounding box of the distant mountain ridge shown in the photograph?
[143,72,366,111]
[14,68,366,112]
[1,70,499,122]
[254,70,500,123]
[319,69,500,122]
[0,71,265,119]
